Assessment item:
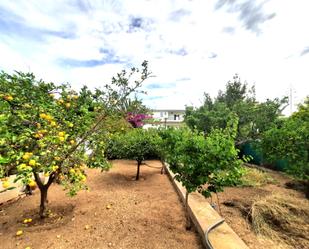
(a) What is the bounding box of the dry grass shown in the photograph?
[250,193,309,249]
[240,167,275,187]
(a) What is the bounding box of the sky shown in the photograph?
[0,0,308,113]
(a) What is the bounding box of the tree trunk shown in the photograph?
[136,161,141,180]
[185,191,191,230]
[34,171,55,219]
[39,187,48,218]
[160,160,165,174]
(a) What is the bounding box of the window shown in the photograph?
[174,114,180,120]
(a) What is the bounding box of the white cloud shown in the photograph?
[0,0,308,112]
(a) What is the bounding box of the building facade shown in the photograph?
[149,109,185,128]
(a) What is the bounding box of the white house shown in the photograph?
[147,109,185,128]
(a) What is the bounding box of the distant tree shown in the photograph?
[217,74,254,108]
[106,129,162,180]
[185,74,288,144]
[119,97,150,115]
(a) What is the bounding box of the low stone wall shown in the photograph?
[0,175,25,204]
[0,173,48,204]
[164,164,249,249]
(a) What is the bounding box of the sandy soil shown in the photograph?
[0,160,203,249]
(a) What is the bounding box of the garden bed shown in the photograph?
[209,167,309,249]
[0,160,203,249]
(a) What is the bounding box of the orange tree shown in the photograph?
[0,61,151,217]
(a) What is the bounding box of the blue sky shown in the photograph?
[0,0,308,112]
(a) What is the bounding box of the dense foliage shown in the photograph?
[185,74,288,144]
[184,74,309,198]
[0,61,152,217]
[106,128,162,180]
[261,97,309,189]
[164,114,243,195]
[159,114,244,227]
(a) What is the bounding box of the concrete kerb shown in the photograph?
[164,163,249,249]
[0,173,48,205]
[0,174,25,204]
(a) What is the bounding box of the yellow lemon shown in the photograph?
[29,160,36,166]
[28,181,36,187]
[19,163,27,170]
[58,136,65,142]
[2,181,9,188]
[81,175,86,182]
[16,230,23,236]
[70,140,75,145]
[58,131,65,137]
[23,218,29,224]
[36,123,41,128]
[52,165,59,171]
[68,122,74,127]
[50,121,57,126]
[39,113,47,119]
[45,114,52,121]
[22,152,33,160]
[72,95,78,100]
[34,133,42,139]
[54,156,61,161]
[65,103,71,108]
[69,169,75,174]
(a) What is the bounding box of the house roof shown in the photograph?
[152,109,185,112]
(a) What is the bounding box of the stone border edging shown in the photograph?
[0,173,48,204]
[164,163,249,249]
[0,175,25,204]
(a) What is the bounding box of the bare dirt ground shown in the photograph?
[0,160,203,249]
[211,168,309,249]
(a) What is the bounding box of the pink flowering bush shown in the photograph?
[126,113,152,128]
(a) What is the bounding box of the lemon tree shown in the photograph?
[0,61,151,217]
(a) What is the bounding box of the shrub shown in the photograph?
[160,114,244,228]
[106,129,162,180]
